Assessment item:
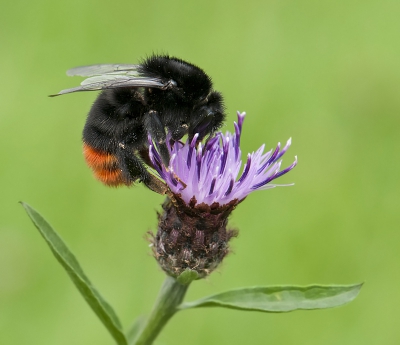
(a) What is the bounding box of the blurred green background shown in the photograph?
[1,0,399,344]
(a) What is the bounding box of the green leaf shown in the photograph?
[21,202,128,345]
[179,283,363,313]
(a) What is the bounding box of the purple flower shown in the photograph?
[149,111,297,206]
[148,111,297,278]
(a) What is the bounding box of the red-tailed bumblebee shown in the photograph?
[51,55,225,194]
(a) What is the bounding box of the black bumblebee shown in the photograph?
[52,55,225,194]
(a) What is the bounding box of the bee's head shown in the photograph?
[189,91,225,141]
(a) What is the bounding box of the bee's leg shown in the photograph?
[144,110,170,167]
[144,174,169,195]
[118,148,168,195]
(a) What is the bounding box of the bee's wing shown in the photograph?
[50,74,166,97]
[66,64,140,77]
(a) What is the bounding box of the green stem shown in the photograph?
[134,275,190,345]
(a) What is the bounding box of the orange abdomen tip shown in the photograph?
[83,143,118,168]
[83,143,131,187]
[93,168,128,187]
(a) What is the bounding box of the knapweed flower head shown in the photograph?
[150,112,297,206]
[148,112,297,278]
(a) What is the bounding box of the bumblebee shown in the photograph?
[52,55,225,194]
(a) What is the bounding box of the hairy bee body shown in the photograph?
[53,55,225,193]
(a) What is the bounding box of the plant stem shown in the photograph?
[134,275,190,345]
